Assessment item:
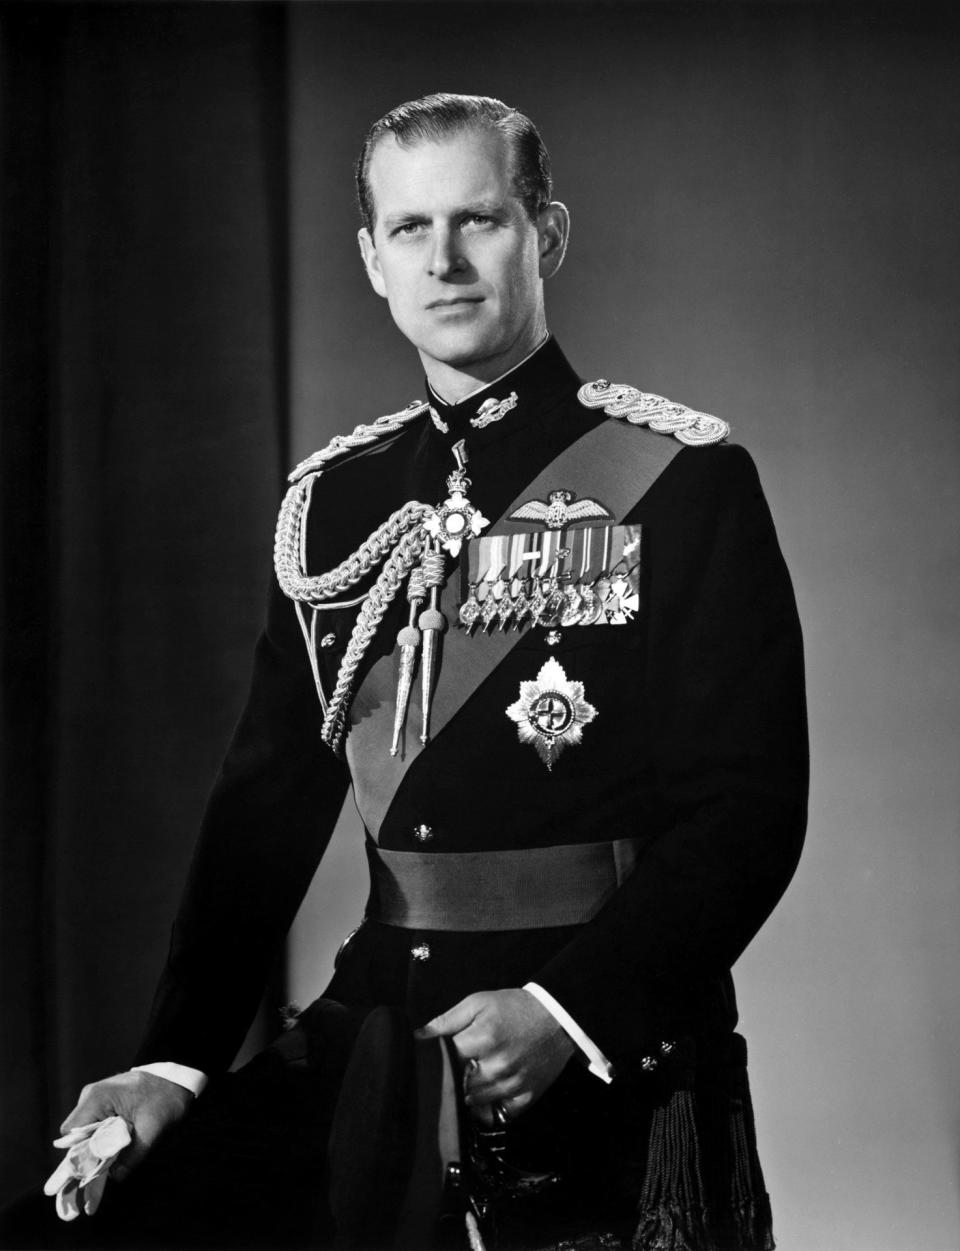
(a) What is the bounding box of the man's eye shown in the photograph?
[463,214,495,228]
[394,222,424,237]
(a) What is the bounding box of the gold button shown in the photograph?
[413,823,434,843]
[320,633,336,648]
[641,1055,658,1073]
[410,943,431,962]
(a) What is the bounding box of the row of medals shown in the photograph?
[458,572,639,632]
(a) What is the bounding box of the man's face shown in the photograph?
[359,128,553,378]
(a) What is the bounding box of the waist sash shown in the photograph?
[366,837,642,932]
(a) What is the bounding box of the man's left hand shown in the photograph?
[415,989,575,1122]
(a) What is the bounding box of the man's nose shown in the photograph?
[427,227,466,279]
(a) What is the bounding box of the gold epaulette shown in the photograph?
[287,399,430,483]
[578,380,729,445]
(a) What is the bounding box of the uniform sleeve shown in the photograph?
[134,573,351,1074]
[532,445,808,1069]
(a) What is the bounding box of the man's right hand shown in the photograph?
[60,1070,193,1180]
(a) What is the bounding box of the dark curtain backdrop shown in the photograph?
[1,1,288,1204]
[2,4,959,1248]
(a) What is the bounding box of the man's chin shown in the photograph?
[411,326,505,373]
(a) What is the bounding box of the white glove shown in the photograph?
[44,1115,132,1221]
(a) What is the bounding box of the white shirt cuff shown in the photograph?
[523,982,614,1084]
[132,1062,208,1096]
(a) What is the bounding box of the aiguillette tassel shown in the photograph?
[418,544,447,745]
[390,568,426,757]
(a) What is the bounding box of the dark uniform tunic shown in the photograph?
[128,338,807,1247]
[136,337,806,1072]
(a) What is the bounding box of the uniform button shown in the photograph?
[545,629,562,647]
[320,632,337,648]
[641,1055,659,1073]
[413,823,434,843]
[410,942,431,962]
[659,1040,676,1057]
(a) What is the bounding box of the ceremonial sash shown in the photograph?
[345,419,682,842]
[367,836,644,931]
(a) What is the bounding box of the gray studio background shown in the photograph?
[1,4,957,1249]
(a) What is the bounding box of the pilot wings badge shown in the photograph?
[508,490,611,530]
[505,657,598,770]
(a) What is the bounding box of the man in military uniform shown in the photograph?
[25,94,807,1250]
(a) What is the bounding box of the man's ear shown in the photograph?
[358,228,388,298]
[537,202,570,280]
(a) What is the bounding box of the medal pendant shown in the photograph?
[594,576,613,624]
[505,657,598,770]
[577,584,602,626]
[528,580,547,624]
[560,586,583,627]
[480,587,500,629]
[539,580,565,627]
[496,592,514,631]
[459,583,481,630]
[512,584,531,627]
[611,576,640,622]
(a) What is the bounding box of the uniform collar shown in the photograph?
[425,336,581,450]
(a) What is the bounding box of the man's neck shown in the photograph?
[423,327,550,406]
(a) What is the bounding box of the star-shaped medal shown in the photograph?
[424,466,489,558]
[505,656,598,770]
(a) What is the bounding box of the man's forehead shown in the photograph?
[367,127,518,213]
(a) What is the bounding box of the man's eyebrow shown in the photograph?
[462,198,506,211]
[382,211,429,231]
[458,199,510,217]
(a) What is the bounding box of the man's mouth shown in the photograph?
[426,296,484,310]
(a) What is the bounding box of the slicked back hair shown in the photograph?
[356,93,553,234]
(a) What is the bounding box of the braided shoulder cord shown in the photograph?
[273,400,435,749]
[287,401,430,484]
[274,474,432,603]
[578,380,729,445]
[321,525,428,754]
